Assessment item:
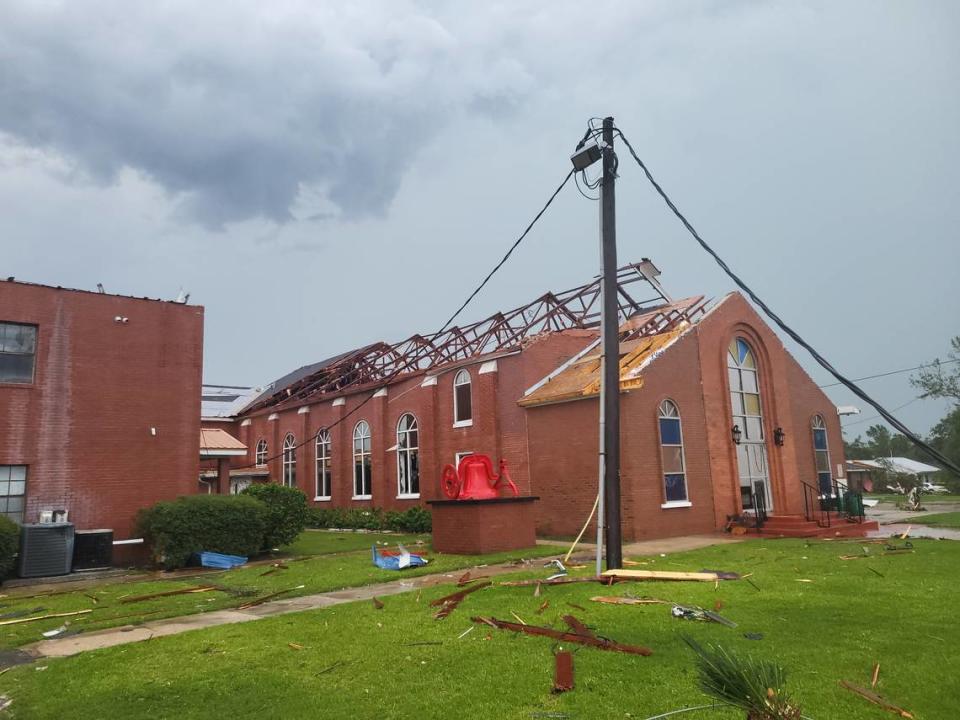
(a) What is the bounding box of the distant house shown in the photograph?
[846,457,942,493]
[0,279,203,550]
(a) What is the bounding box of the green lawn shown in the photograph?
[0,533,556,650]
[2,538,957,719]
[915,511,960,528]
[284,529,429,555]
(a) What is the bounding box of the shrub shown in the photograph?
[0,516,19,579]
[137,495,269,570]
[241,484,308,548]
[307,506,431,533]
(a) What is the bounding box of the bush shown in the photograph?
[137,495,269,570]
[0,516,19,579]
[307,506,431,533]
[241,484,308,548]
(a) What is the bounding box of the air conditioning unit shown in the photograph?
[18,523,75,578]
[72,529,114,571]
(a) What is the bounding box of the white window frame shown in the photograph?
[315,429,332,501]
[657,399,691,508]
[0,465,27,523]
[282,433,297,488]
[255,439,268,467]
[453,368,473,427]
[353,420,372,499]
[455,451,473,468]
[396,413,420,499]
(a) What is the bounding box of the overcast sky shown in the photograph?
[1,1,958,438]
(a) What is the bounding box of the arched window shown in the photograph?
[658,400,689,504]
[255,439,267,467]
[727,337,773,511]
[316,429,332,499]
[396,414,420,497]
[282,434,296,488]
[812,415,832,495]
[353,420,372,498]
[453,369,472,426]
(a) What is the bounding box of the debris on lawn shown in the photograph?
[471,616,653,656]
[259,563,290,577]
[743,632,764,641]
[372,544,428,570]
[84,594,99,604]
[500,577,599,588]
[883,542,915,555]
[840,680,914,718]
[698,569,741,580]
[590,596,669,606]
[120,585,221,604]
[316,661,345,676]
[562,615,594,638]
[430,580,491,620]
[601,569,727,583]
[567,603,587,612]
[671,605,737,628]
[794,579,813,583]
[402,641,442,647]
[372,597,384,610]
[510,611,527,626]
[0,695,11,712]
[871,662,881,689]
[0,609,93,627]
[236,585,306,610]
[41,624,68,638]
[457,626,475,640]
[288,643,304,651]
[197,551,248,569]
[0,607,46,620]
[866,566,885,578]
[553,651,574,693]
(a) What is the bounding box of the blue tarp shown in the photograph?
[197,551,248,569]
[371,544,428,571]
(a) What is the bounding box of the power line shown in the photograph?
[231,167,575,472]
[614,125,960,476]
[819,358,959,388]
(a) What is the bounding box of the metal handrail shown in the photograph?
[752,481,768,529]
[833,477,865,524]
[801,479,830,528]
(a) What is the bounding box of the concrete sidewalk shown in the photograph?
[22,532,738,662]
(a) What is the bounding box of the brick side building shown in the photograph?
[209,262,849,541]
[0,280,203,540]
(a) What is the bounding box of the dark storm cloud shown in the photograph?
[0,1,531,227]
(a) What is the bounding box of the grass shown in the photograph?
[914,511,960,528]
[2,538,958,719]
[284,529,429,555]
[0,532,556,650]
[864,493,960,504]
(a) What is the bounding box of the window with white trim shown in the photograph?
[658,399,689,503]
[0,465,27,523]
[255,439,268,467]
[812,415,832,495]
[353,420,372,497]
[282,434,296,488]
[453,369,472,426]
[0,323,37,384]
[316,429,332,499]
[396,413,420,497]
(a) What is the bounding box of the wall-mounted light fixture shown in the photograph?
[731,424,742,445]
[774,427,786,446]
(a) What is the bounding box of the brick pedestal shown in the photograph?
[427,496,539,555]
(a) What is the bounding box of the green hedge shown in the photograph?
[306,506,431,534]
[0,516,18,579]
[241,484,308,549]
[137,495,269,570]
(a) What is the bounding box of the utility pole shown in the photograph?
[599,116,622,570]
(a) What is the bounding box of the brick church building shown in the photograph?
[207,260,848,541]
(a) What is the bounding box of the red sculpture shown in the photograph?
[441,454,519,500]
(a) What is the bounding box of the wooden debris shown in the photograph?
[795,579,813,583]
[431,581,491,620]
[553,651,574,693]
[713,599,724,611]
[120,585,219,604]
[533,582,541,598]
[260,562,290,576]
[288,642,304,650]
[500,577,600,588]
[457,571,472,586]
[372,597,384,610]
[0,609,92,627]
[536,600,550,615]
[600,569,721,582]
[745,577,761,591]
[900,526,911,540]
[866,566,885,578]
[562,615,594,639]
[457,626,475,639]
[84,594,99,605]
[510,611,527,626]
[839,680,913,718]
[472,616,652,656]
[316,661,344,676]
[871,662,880,690]
[236,585,305,610]
[590,596,668,606]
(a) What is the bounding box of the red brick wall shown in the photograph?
[0,281,203,538]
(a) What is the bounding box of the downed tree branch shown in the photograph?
[839,680,914,718]
[471,616,652,656]
[0,609,93,627]
[120,585,220,604]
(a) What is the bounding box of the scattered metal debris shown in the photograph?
[430,581,491,620]
[671,605,737,628]
[471,616,652,656]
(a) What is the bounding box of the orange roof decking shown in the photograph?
[519,325,689,407]
[199,428,248,456]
